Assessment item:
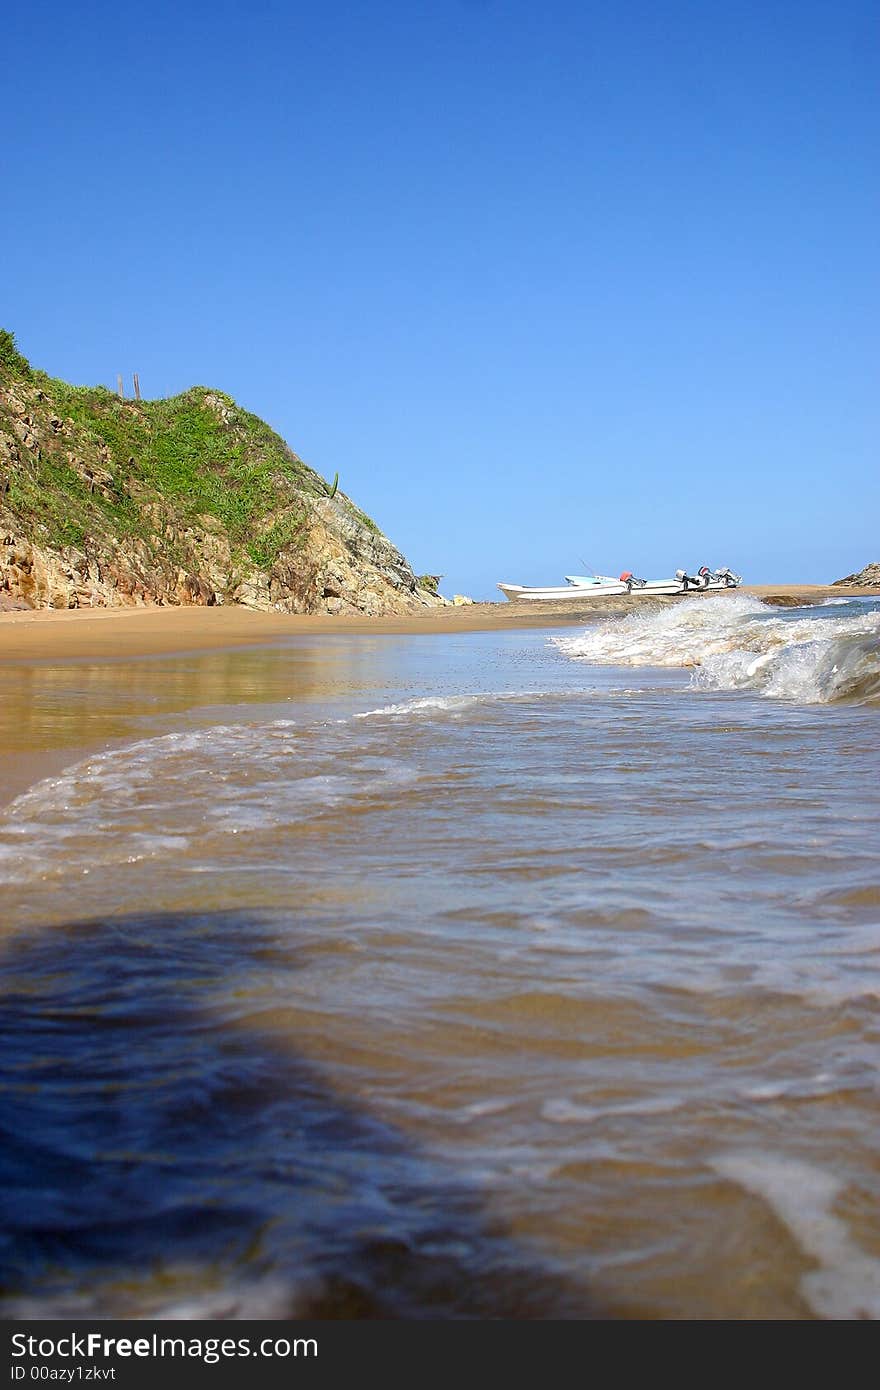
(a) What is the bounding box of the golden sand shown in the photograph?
[0,585,864,664]
[0,583,868,808]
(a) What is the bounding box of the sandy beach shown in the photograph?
[0,584,866,666]
[2,587,878,1318]
[0,583,868,808]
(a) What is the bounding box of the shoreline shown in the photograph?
[1,583,873,810]
[0,584,869,664]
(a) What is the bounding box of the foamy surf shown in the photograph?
[0,719,419,887]
[712,1153,880,1319]
[355,694,492,718]
[354,690,573,719]
[553,595,880,705]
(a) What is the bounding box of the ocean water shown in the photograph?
[1,594,879,1318]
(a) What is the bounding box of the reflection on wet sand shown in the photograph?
[0,639,396,807]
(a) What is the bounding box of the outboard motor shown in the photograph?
[620,571,647,590]
[697,566,713,589]
[676,569,705,591]
[713,566,741,587]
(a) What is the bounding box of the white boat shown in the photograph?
[572,566,742,595]
[497,566,741,602]
[616,568,742,596]
[498,576,627,601]
[675,567,742,592]
[617,575,686,596]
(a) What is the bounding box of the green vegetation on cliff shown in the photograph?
[0,331,340,569]
[0,331,435,613]
[0,330,33,380]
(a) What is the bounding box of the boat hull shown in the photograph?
[497,573,740,602]
[498,581,628,601]
[627,581,686,596]
[680,578,741,593]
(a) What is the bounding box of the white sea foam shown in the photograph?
[0,718,417,887]
[712,1153,880,1318]
[650,921,880,1009]
[453,1097,516,1124]
[0,1275,306,1321]
[553,595,880,705]
[4,689,577,887]
[542,1095,683,1124]
[738,1070,871,1103]
[356,694,489,718]
[354,690,562,719]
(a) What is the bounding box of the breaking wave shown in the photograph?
[553,595,880,705]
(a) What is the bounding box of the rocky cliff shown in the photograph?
[0,331,445,615]
[833,563,880,587]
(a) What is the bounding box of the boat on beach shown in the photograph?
[497,576,628,602]
[497,567,741,602]
[677,567,742,592]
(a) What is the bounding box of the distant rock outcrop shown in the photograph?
[833,562,880,587]
[0,330,447,615]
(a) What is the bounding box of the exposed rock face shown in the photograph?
[833,563,880,587]
[0,344,446,615]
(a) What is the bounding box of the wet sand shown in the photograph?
[0,584,868,665]
[2,607,879,1317]
[0,584,870,808]
[2,592,879,1317]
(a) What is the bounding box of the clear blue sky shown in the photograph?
[4,1,877,595]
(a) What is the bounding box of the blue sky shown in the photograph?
[4,1,877,596]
